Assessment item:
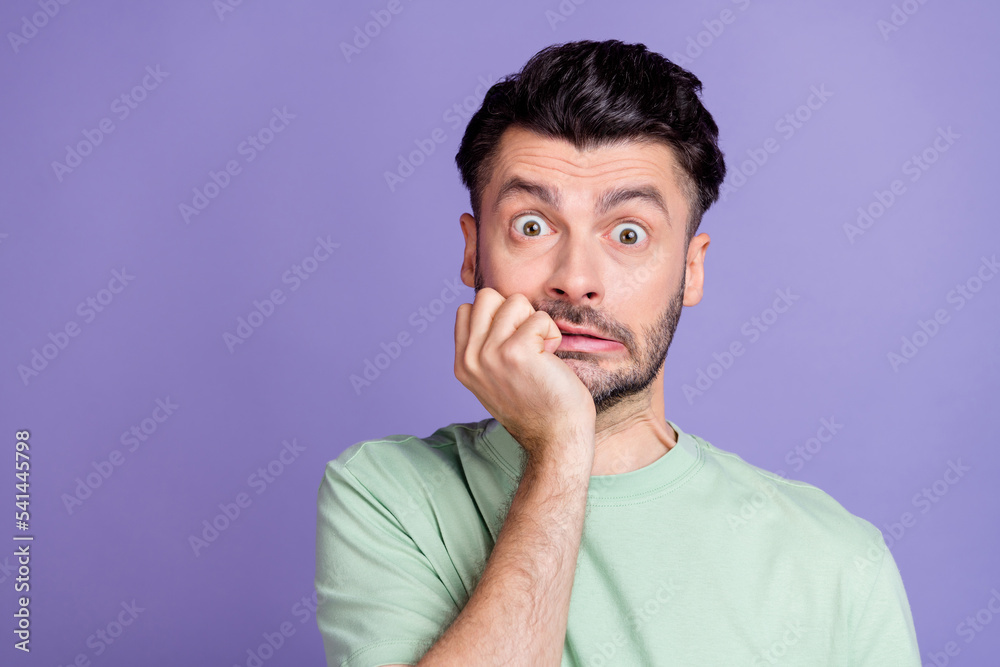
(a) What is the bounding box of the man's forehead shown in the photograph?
[486,126,692,221]
[491,126,682,175]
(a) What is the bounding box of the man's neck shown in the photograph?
[590,392,676,476]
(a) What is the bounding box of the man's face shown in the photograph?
[459,126,709,414]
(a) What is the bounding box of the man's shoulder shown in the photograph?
[319,418,511,543]
[689,431,883,551]
[324,418,494,492]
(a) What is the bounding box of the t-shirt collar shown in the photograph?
[478,417,702,505]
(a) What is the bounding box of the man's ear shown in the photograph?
[683,232,710,307]
[460,213,478,289]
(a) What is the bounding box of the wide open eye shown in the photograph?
[612,222,648,246]
[513,213,553,237]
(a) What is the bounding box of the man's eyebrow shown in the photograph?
[492,176,671,227]
[597,185,671,226]
[492,176,560,215]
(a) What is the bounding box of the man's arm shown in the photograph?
[405,288,598,666]
[414,448,590,666]
[850,535,922,666]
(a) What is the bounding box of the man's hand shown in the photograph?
[454,288,596,468]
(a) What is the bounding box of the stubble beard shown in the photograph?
[473,245,685,415]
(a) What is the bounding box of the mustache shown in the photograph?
[533,300,632,349]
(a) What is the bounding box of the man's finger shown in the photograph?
[505,310,562,357]
[465,288,504,363]
[480,293,538,358]
[454,301,472,376]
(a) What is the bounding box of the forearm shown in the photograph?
[417,455,591,667]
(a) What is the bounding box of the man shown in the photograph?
[316,39,921,666]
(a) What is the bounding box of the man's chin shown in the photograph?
[563,360,617,394]
[557,354,611,381]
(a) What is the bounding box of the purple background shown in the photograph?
[1,0,998,665]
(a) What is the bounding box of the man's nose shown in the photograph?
[545,234,605,306]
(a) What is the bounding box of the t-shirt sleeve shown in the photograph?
[315,457,460,667]
[850,535,921,666]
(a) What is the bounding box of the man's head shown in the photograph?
[456,39,726,246]
[453,39,727,414]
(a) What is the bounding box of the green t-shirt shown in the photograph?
[315,417,921,666]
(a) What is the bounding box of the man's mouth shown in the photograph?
[562,332,605,340]
[554,320,624,352]
[555,320,617,342]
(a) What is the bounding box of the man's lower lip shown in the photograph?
[557,334,625,352]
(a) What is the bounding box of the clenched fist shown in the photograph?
[454,288,596,470]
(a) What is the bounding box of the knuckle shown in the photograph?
[461,349,479,373]
[475,286,499,304]
[506,292,530,308]
[496,341,523,365]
